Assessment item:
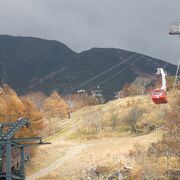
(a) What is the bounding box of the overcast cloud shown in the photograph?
[0,0,180,64]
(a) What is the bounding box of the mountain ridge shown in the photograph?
[0,35,177,99]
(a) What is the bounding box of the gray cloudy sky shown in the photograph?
[0,0,180,64]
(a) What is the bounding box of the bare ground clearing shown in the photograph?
[27,131,161,180]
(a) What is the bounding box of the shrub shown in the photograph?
[122,105,145,133]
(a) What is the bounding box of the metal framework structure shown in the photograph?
[114,92,120,99]
[91,86,103,97]
[114,92,121,99]
[91,87,104,103]
[77,89,86,94]
[91,89,103,97]
[0,118,50,180]
[174,59,180,88]
[114,91,125,99]
[169,22,180,35]
[65,99,74,118]
[169,22,180,88]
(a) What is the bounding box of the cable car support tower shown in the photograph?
[169,22,180,88]
[0,118,50,180]
[174,59,180,88]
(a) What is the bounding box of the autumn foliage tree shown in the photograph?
[0,84,44,138]
[0,84,25,122]
[65,93,97,112]
[43,91,68,119]
[121,75,179,98]
[17,97,44,138]
[120,76,151,97]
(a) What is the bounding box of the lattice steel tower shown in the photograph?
[169,22,180,88]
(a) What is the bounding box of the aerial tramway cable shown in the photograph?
[68,53,138,93]
[87,54,167,93]
[11,53,138,95]
[93,57,142,88]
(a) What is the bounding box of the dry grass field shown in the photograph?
[26,90,179,179]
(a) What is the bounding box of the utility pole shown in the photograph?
[169,22,180,88]
[65,98,74,119]
[173,59,180,88]
[91,86,104,103]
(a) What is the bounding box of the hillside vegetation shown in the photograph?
[26,89,179,179]
[0,84,97,137]
[69,90,179,140]
[0,82,179,179]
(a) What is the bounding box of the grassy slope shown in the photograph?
[69,90,179,140]
[26,90,179,179]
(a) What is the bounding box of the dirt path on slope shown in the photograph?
[27,132,161,180]
[27,144,88,180]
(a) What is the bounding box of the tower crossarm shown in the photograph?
[0,118,30,140]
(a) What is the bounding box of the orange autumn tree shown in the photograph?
[0,97,8,122]
[121,83,141,97]
[16,97,44,138]
[0,85,44,138]
[0,84,25,122]
[43,91,68,119]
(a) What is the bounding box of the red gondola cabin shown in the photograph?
[151,89,168,104]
